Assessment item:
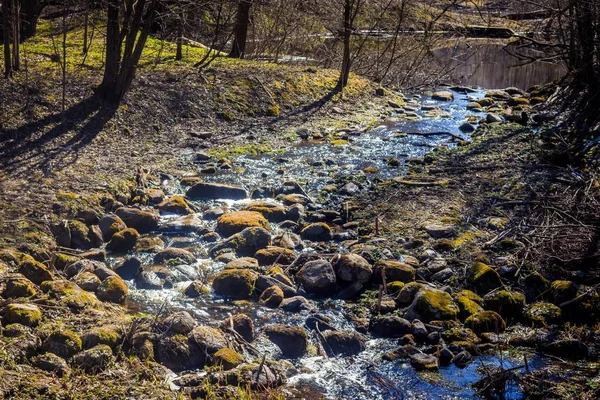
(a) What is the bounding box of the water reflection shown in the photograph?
[435,41,567,89]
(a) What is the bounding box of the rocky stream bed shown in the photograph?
[2,86,598,399]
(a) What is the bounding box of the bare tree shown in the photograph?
[229,0,252,58]
[98,0,160,103]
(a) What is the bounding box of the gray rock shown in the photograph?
[296,260,336,296]
[186,182,247,200]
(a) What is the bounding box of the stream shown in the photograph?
[95,83,560,400]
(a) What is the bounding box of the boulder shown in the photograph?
[82,325,122,349]
[405,289,459,322]
[210,227,272,257]
[279,296,312,312]
[244,202,287,223]
[96,276,128,304]
[3,277,37,298]
[158,196,193,215]
[106,228,140,253]
[5,303,42,326]
[19,258,53,285]
[43,330,82,358]
[163,311,196,334]
[153,248,195,265]
[273,232,302,249]
[217,211,271,237]
[259,285,284,308]
[334,253,372,283]
[190,326,227,354]
[300,223,332,241]
[464,311,506,334]
[374,260,415,283]
[525,302,562,326]
[225,257,260,270]
[432,91,454,101]
[254,247,296,266]
[467,262,502,294]
[98,215,127,241]
[371,315,411,337]
[211,348,244,370]
[32,353,70,377]
[323,331,366,356]
[296,260,336,296]
[135,236,165,253]
[222,314,255,342]
[212,269,258,299]
[72,344,114,374]
[72,272,102,292]
[155,334,200,371]
[455,290,483,321]
[186,182,247,200]
[263,324,308,358]
[410,353,439,371]
[115,208,159,234]
[483,290,525,319]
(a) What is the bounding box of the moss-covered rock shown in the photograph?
[40,279,97,309]
[153,248,195,265]
[323,330,366,356]
[374,260,415,283]
[69,220,93,250]
[32,352,70,377]
[467,262,502,294]
[410,353,439,371]
[72,344,114,374]
[190,326,228,355]
[455,291,484,321]
[244,202,287,222]
[263,324,308,358]
[72,271,101,292]
[155,334,200,371]
[300,223,332,241]
[210,227,272,257]
[5,303,42,326]
[52,253,80,271]
[216,211,271,237]
[525,302,562,327]
[134,236,165,253]
[19,257,53,285]
[82,325,122,349]
[334,253,373,283]
[106,228,140,253]
[225,257,260,270]
[259,285,284,308]
[387,281,405,296]
[464,311,506,334]
[115,207,160,234]
[483,290,525,319]
[396,282,425,306]
[3,277,37,298]
[158,196,193,215]
[254,247,296,266]
[212,269,258,299]
[523,271,550,302]
[43,330,82,358]
[212,348,244,370]
[406,289,459,322]
[96,276,128,304]
[180,176,203,187]
[549,280,578,304]
[99,214,127,242]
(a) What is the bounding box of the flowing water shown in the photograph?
[111,68,561,399]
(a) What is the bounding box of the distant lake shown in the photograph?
[435,41,567,89]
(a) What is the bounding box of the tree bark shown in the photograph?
[99,0,121,98]
[12,0,20,71]
[2,0,13,78]
[339,0,353,88]
[176,11,183,61]
[229,0,252,59]
[20,0,43,39]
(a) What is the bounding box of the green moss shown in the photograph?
[212,348,244,370]
[468,262,502,294]
[550,280,578,304]
[330,139,350,146]
[158,196,191,214]
[5,303,42,326]
[19,257,53,285]
[106,228,140,252]
[464,311,506,334]
[82,326,121,349]
[43,330,83,358]
[455,294,483,321]
[266,104,281,117]
[217,211,271,237]
[387,281,405,296]
[414,290,458,321]
[3,278,37,298]
[53,253,80,270]
[211,269,257,299]
[97,276,128,304]
[483,290,525,319]
[525,302,562,327]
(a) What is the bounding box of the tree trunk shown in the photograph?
[83,0,89,54]
[2,0,12,78]
[99,0,121,98]
[176,11,183,60]
[339,0,352,88]
[20,0,43,39]
[228,0,252,59]
[12,0,20,71]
